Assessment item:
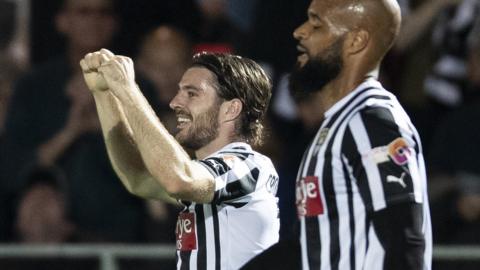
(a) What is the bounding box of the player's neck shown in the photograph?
[195,135,234,160]
[320,68,376,114]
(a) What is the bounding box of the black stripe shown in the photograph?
[196,204,206,270]
[212,204,221,270]
[180,251,191,270]
[342,158,356,270]
[223,202,248,208]
[200,157,231,176]
[344,127,374,212]
[216,168,259,203]
[322,127,340,270]
[306,216,321,269]
[358,108,415,206]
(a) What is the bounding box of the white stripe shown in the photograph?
[364,227,385,269]
[341,156,368,270]
[422,157,433,270]
[319,215,331,270]
[176,250,182,269]
[204,205,216,269]
[389,101,423,203]
[189,249,197,269]
[349,113,387,211]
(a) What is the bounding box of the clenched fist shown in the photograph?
[80,48,137,98]
[80,48,113,92]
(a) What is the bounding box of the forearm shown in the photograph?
[114,84,214,202]
[92,90,177,203]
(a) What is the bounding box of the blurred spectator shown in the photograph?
[15,166,74,243]
[247,0,310,74]
[135,25,192,243]
[427,32,480,270]
[136,25,192,133]
[0,0,147,243]
[2,169,94,270]
[0,0,29,142]
[0,0,29,242]
[192,0,248,54]
[391,0,480,151]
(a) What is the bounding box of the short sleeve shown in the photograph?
[197,152,260,205]
[342,106,422,212]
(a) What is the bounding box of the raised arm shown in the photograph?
[80,49,215,203]
[79,51,176,204]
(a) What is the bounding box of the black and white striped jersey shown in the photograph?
[176,142,280,270]
[295,78,432,270]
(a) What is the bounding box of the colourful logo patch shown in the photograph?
[387,138,411,166]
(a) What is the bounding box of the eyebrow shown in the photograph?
[308,10,322,22]
[179,84,204,92]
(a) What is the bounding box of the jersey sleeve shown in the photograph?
[197,151,260,205]
[342,106,423,213]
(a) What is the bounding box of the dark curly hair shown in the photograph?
[192,52,272,146]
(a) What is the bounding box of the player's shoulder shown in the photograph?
[212,142,276,171]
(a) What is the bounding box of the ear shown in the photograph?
[345,29,369,55]
[221,98,243,122]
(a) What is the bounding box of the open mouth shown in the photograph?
[176,115,192,129]
[296,45,308,63]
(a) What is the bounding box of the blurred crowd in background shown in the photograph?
[0,0,479,269]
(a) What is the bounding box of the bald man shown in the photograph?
[242,0,432,269]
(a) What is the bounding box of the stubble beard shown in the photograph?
[175,103,220,151]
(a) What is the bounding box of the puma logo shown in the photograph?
[386,172,407,188]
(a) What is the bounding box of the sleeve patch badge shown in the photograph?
[366,137,412,166]
[387,138,411,165]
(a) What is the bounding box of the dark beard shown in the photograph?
[175,103,220,150]
[289,38,344,102]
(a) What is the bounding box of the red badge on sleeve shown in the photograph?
[175,212,197,251]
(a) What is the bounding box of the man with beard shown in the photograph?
[243,0,432,269]
[80,49,279,269]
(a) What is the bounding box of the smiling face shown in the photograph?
[169,67,223,150]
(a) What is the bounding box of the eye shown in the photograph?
[187,91,196,98]
[311,20,323,30]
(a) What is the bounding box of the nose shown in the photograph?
[169,92,183,111]
[293,22,308,41]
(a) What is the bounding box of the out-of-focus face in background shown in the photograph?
[56,0,117,52]
[137,26,192,104]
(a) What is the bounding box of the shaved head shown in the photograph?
[290,0,402,99]
[321,0,402,61]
